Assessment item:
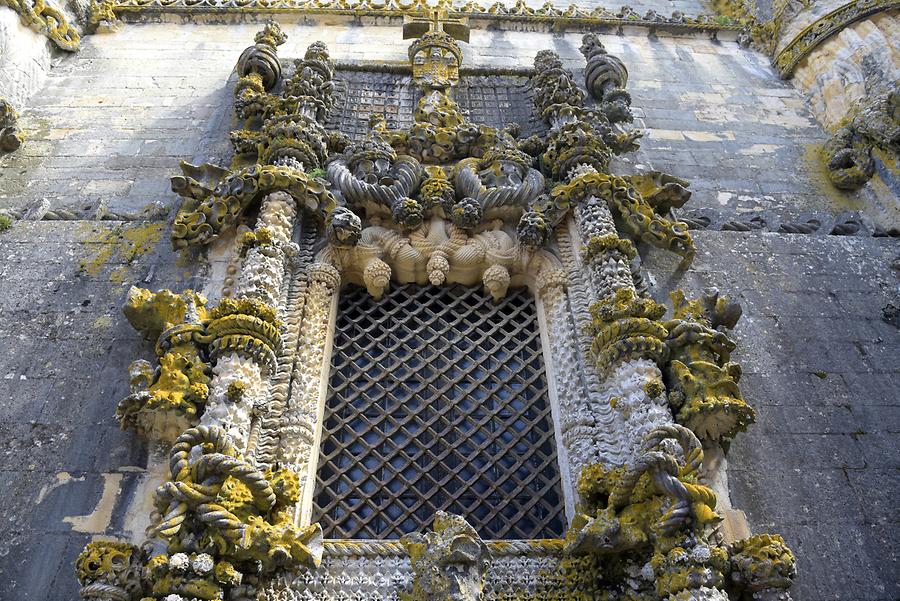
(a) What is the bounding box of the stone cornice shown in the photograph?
[773,0,900,77]
[110,0,742,34]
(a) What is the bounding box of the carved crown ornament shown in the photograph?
[74,19,796,601]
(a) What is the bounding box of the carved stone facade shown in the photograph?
[2,0,898,598]
[56,17,802,601]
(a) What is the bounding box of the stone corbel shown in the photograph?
[664,288,756,444]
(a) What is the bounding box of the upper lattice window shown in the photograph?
[314,283,566,540]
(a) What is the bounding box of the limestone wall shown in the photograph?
[0,14,897,601]
[0,10,53,110]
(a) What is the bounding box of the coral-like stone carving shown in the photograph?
[75,540,143,601]
[0,0,80,51]
[118,287,211,442]
[569,424,731,600]
[402,512,490,601]
[824,88,899,190]
[173,25,339,250]
[554,172,695,264]
[589,287,669,376]
[116,286,284,446]
[664,288,756,443]
[728,534,797,600]
[145,425,323,599]
[171,163,334,248]
[0,100,23,153]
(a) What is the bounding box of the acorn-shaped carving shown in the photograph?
[580,33,628,102]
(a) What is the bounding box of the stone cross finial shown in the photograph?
[403,8,470,43]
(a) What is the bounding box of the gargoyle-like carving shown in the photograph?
[664,288,756,443]
[0,100,23,153]
[824,88,899,190]
[552,172,696,264]
[402,511,490,601]
[626,171,692,215]
[145,425,323,599]
[117,287,211,442]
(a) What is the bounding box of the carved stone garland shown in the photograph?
[76,21,795,601]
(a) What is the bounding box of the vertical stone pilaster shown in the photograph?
[278,261,340,525]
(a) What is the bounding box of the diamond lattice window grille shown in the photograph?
[313,283,566,540]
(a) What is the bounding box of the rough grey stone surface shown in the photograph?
[0,220,202,600]
[645,231,900,601]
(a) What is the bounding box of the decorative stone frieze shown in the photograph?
[773,0,900,78]
[101,0,743,35]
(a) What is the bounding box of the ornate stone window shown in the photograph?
[75,18,796,601]
[314,283,566,539]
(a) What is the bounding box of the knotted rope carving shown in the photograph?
[151,425,275,544]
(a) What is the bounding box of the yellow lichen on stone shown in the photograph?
[77,222,165,280]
